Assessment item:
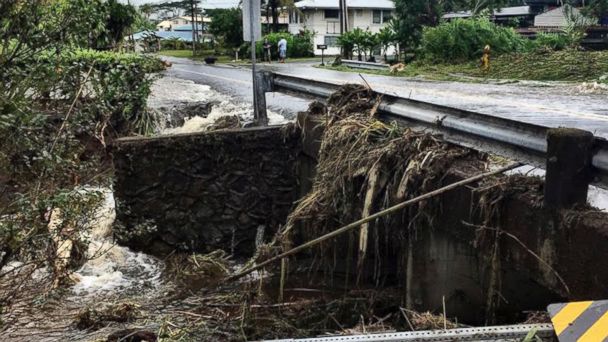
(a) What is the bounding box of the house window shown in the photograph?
[326,21,339,34]
[290,11,301,24]
[324,35,339,47]
[383,10,392,23]
[373,10,391,24]
[173,20,179,24]
[324,9,339,19]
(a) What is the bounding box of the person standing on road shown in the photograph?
[278,37,287,63]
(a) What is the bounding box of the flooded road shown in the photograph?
[164,57,608,138]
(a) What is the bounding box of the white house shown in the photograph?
[289,0,395,55]
[156,15,211,32]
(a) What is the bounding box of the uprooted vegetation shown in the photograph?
[277,84,483,290]
[136,85,557,340]
[327,49,608,83]
[4,80,591,340]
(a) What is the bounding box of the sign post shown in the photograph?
[317,44,327,66]
[243,0,267,125]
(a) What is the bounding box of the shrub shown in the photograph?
[533,33,570,51]
[421,18,527,62]
[255,30,314,59]
[36,49,164,135]
[338,28,377,61]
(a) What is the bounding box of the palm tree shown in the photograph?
[140,4,154,19]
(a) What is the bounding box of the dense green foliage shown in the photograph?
[0,0,163,305]
[38,49,164,134]
[338,28,377,60]
[574,0,608,18]
[256,30,314,59]
[420,18,578,62]
[534,33,571,51]
[207,8,244,48]
[338,27,396,61]
[391,0,524,50]
[421,18,526,62]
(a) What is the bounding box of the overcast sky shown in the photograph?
[118,0,162,5]
[119,0,240,9]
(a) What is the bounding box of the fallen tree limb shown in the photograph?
[227,162,522,282]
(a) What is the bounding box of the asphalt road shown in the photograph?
[163,57,608,138]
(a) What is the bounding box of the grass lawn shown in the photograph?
[322,50,608,83]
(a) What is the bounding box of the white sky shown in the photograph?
[119,0,239,9]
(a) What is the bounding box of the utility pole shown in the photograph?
[190,0,196,56]
[339,0,344,34]
[243,0,267,125]
[339,0,349,57]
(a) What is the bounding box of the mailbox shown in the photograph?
[317,45,328,66]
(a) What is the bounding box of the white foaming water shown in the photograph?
[148,77,214,108]
[150,76,288,135]
[71,188,161,296]
[573,81,608,94]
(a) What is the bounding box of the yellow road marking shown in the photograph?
[578,310,608,342]
[552,301,593,335]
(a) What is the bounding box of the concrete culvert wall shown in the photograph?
[111,125,300,256]
[286,85,608,326]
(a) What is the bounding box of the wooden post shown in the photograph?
[544,128,594,209]
[254,70,271,126]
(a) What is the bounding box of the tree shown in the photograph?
[377,25,397,61]
[391,0,514,50]
[140,3,154,19]
[105,0,137,49]
[207,8,244,48]
[392,0,443,50]
[263,0,296,33]
[576,0,608,19]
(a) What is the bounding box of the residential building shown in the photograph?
[199,0,289,32]
[156,15,211,32]
[443,6,534,27]
[288,0,395,55]
[533,5,595,28]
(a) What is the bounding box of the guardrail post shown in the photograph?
[254,70,272,126]
[544,128,594,209]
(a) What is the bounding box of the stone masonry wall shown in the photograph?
[112,126,300,257]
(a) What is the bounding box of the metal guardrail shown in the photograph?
[263,323,556,342]
[266,72,608,190]
[341,59,390,71]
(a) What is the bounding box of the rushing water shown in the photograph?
[70,188,162,297]
[150,76,289,135]
[70,75,290,296]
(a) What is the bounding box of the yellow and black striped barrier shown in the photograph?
[548,300,608,341]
